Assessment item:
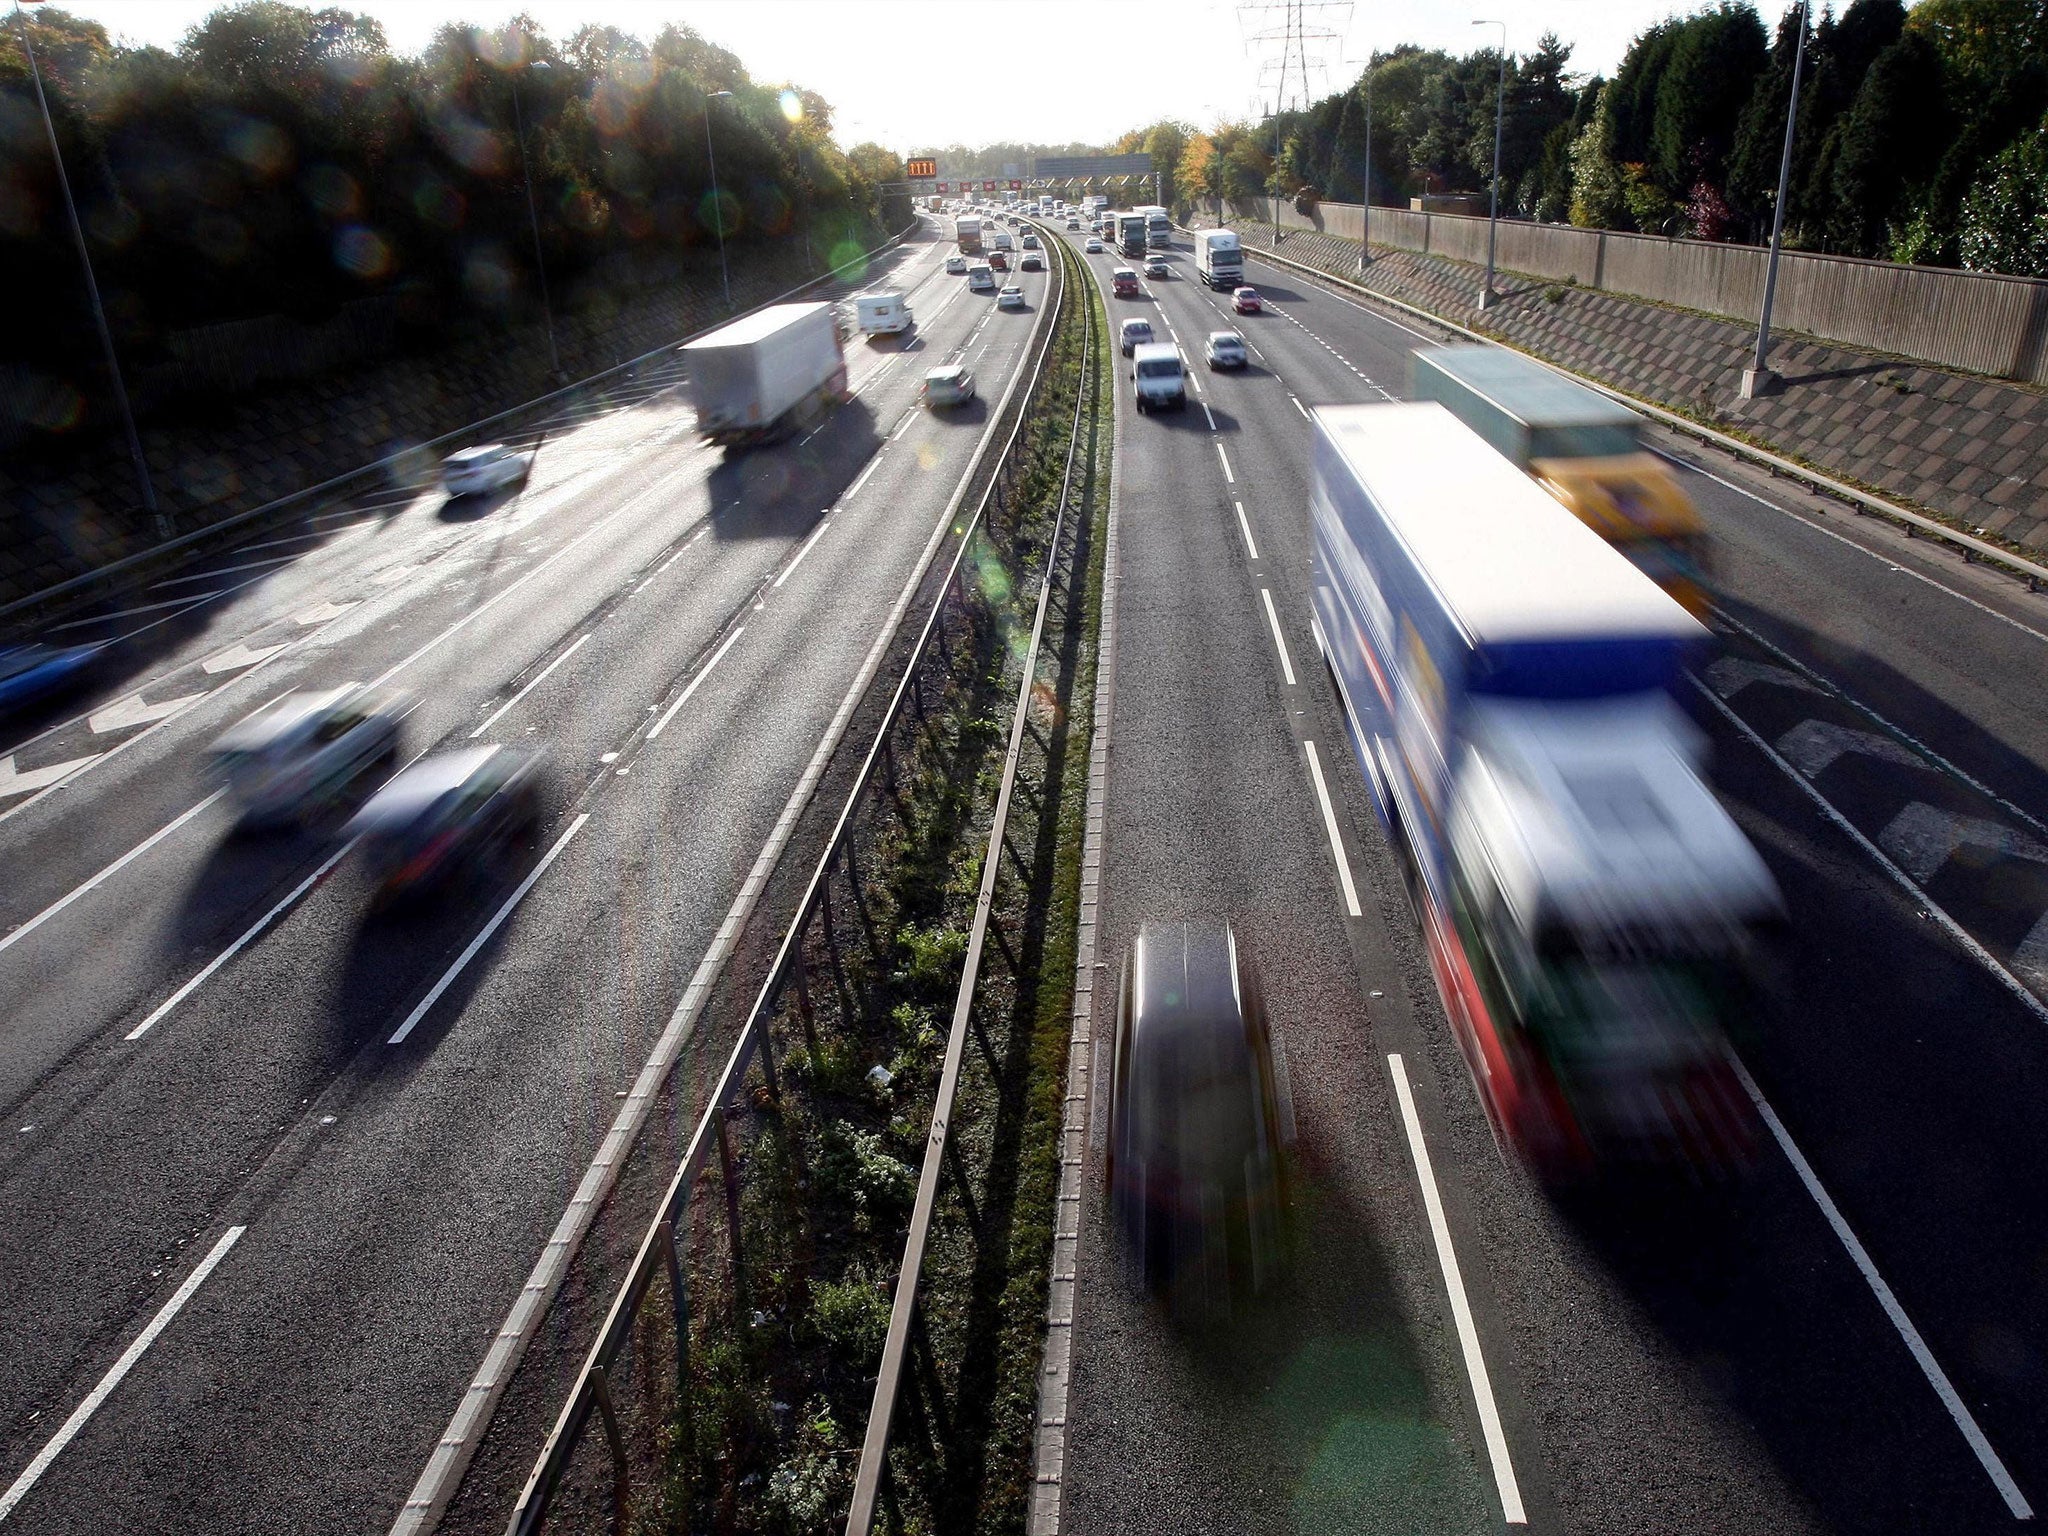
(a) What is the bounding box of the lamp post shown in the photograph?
[13,0,161,532]
[1742,0,1809,399]
[1473,19,1507,310]
[508,58,560,378]
[704,89,734,310]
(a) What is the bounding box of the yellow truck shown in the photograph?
[1411,346,1710,617]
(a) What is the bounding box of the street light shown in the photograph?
[1742,0,1809,399]
[508,58,561,379]
[704,90,734,310]
[1473,19,1507,310]
[12,0,162,532]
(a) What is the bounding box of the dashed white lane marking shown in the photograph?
[388,813,591,1046]
[470,634,592,740]
[646,626,747,741]
[1289,394,1310,420]
[774,519,832,590]
[127,839,356,1041]
[1260,589,1297,686]
[1215,443,1235,484]
[845,457,883,501]
[1388,1054,1528,1525]
[1234,500,1260,560]
[1732,1055,2034,1519]
[1203,402,1218,432]
[1302,740,1361,917]
[0,791,225,957]
[0,1225,247,1521]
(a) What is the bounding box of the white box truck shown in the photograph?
[1136,205,1172,249]
[1195,228,1243,289]
[683,302,848,449]
[855,291,913,336]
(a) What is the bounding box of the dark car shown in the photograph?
[344,744,543,905]
[989,249,1009,272]
[0,642,103,717]
[1107,920,1294,1315]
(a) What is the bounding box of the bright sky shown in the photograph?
[53,0,1791,153]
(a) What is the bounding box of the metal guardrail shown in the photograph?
[1237,233,2048,594]
[0,218,926,633]
[503,224,1078,1536]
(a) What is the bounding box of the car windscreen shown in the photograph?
[1136,359,1181,378]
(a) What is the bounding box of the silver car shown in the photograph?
[921,365,976,408]
[1205,330,1249,370]
[441,443,533,497]
[209,685,406,827]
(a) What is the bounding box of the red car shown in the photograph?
[989,249,1009,272]
[1112,267,1140,298]
[1232,286,1262,314]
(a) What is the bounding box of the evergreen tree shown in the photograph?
[1650,3,1768,196]
[1826,29,1950,253]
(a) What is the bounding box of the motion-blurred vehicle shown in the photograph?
[921,365,976,408]
[1067,217,1082,230]
[1084,237,1104,253]
[1107,920,1293,1313]
[855,292,912,336]
[683,302,849,449]
[208,684,405,827]
[1144,255,1170,279]
[997,284,1027,310]
[1232,286,1262,314]
[1020,250,1043,271]
[1204,331,1248,370]
[0,641,104,716]
[1131,343,1186,412]
[988,249,1009,272]
[944,254,968,274]
[441,444,532,498]
[345,744,543,905]
[1118,318,1153,355]
[1308,402,1781,1176]
[1112,267,1140,298]
[967,263,995,293]
[1412,346,1711,615]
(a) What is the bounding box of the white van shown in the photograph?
[855,292,913,336]
[1131,342,1187,413]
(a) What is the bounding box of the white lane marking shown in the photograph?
[149,554,297,589]
[893,411,917,441]
[1215,443,1235,484]
[1289,395,1310,420]
[201,641,287,675]
[46,593,219,631]
[126,840,355,1041]
[656,527,708,576]
[0,1225,246,1522]
[294,600,358,627]
[845,457,883,501]
[1234,500,1260,560]
[1733,1057,2033,1518]
[88,691,207,735]
[1695,681,2048,1028]
[645,626,747,740]
[1660,449,2048,650]
[0,790,225,956]
[1260,589,1296,686]
[387,813,591,1045]
[1387,1054,1527,1524]
[1303,740,1362,917]
[1203,402,1218,432]
[0,752,101,799]
[469,634,592,739]
[774,521,832,591]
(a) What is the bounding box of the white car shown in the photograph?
[922,365,976,408]
[208,685,406,827]
[945,254,968,275]
[1205,331,1248,370]
[1118,318,1154,356]
[1084,237,1103,253]
[967,264,996,292]
[441,443,532,497]
[997,284,1027,310]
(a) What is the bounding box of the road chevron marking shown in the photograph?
[1776,718,1926,779]
[1878,801,2048,884]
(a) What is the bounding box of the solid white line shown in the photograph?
[127,839,355,1041]
[1387,1054,1527,1524]
[150,554,296,589]
[1215,443,1235,483]
[1289,395,1310,420]
[1234,501,1260,560]
[775,521,832,590]
[1732,1057,2033,1517]
[469,633,591,739]
[845,458,883,501]
[0,1225,246,1522]
[0,790,226,957]
[47,593,221,631]
[1695,681,2048,1027]
[1203,402,1218,432]
[1261,589,1296,685]
[646,626,746,740]
[893,411,917,440]
[387,813,590,1045]
[1303,740,1362,917]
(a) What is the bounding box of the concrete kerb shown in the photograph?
[0,219,925,637]
[1233,233,2048,595]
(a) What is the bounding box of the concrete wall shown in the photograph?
[1222,197,2048,386]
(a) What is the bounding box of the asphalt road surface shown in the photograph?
[1050,223,2048,1535]
[0,218,1055,1533]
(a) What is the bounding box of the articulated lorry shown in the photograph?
[684,302,848,449]
[1411,346,1710,615]
[1195,228,1243,289]
[1309,402,1780,1173]
[1116,212,1148,258]
[955,213,982,255]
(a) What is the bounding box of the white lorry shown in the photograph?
[854,292,913,337]
[683,302,848,449]
[1195,228,1243,290]
[1136,204,1172,249]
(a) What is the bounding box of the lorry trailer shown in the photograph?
[1117,212,1148,258]
[1195,229,1243,289]
[683,302,848,449]
[955,213,982,255]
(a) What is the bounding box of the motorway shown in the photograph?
[0,219,1057,1532]
[1052,220,2048,1534]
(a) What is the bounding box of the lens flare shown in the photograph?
[779,89,803,123]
